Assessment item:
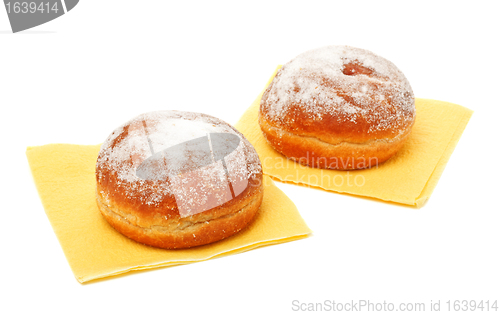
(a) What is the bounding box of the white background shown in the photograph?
[1,1,499,314]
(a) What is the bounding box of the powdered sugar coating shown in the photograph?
[96,111,262,209]
[260,45,415,136]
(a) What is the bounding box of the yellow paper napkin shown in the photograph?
[236,66,473,207]
[26,144,311,283]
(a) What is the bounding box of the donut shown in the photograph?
[259,45,415,170]
[95,111,263,249]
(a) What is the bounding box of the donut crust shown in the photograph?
[96,111,263,249]
[259,114,412,169]
[259,46,415,170]
[96,175,263,249]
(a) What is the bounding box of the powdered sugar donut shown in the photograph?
[259,45,415,170]
[96,110,263,249]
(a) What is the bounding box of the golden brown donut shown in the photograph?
[95,111,263,249]
[259,45,415,170]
